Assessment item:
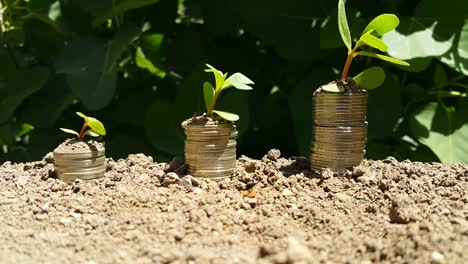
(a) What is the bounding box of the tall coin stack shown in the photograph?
[184,123,238,181]
[310,91,368,172]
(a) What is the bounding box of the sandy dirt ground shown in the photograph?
[0,150,467,263]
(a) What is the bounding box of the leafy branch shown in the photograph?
[203,64,254,122]
[330,0,410,92]
[60,112,106,140]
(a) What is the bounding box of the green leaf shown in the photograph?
[205,64,225,90]
[76,112,88,120]
[410,101,468,163]
[438,19,468,75]
[212,110,239,122]
[135,47,166,78]
[56,24,141,110]
[353,67,386,90]
[362,14,399,36]
[224,73,254,90]
[0,49,50,123]
[433,64,447,89]
[355,51,410,66]
[337,0,352,50]
[203,82,215,112]
[16,124,34,139]
[321,83,344,93]
[83,129,100,137]
[358,33,388,52]
[382,19,454,60]
[87,117,106,135]
[92,0,159,27]
[60,128,80,137]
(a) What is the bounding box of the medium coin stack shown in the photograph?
[311,92,367,172]
[53,147,106,183]
[184,124,237,181]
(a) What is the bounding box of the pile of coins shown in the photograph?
[310,92,367,172]
[184,123,237,181]
[54,147,106,183]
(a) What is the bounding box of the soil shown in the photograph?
[0,150,467,264]
[182,114,233,127]
[53,139,104,153]
[314,78,364,95]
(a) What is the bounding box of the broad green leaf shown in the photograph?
[87,117,106,135]
[92,0,159,27]
[438,19,468,75]
[203,82,215,112]
[433,64,447,89]
[382,20,454,60]
[410,101,468,163]
[76,112,88,120]
[212,110,239,122]
[56,24,141,110]
[358,34,388,52]
[355,51,410,66]
[60,128,80,137]
[205,64,225,89]
[353,67,385,90]
[83,129,100,137]
[135,47,166,78]
[321,83,344,93]
[362,14,399,36]
[337,0,352,50]
[224,73,254,90]
[0,50,50,123]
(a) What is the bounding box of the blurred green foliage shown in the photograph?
[0,0,467,163]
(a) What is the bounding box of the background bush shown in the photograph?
[0,0,467,163]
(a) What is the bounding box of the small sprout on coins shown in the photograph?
[203,64,254,122]
[324,0,410,92]
[60,112,106,140]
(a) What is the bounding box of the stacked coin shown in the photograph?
[311,92,367,172]
[54,147,106,183]
[184,124,237,181]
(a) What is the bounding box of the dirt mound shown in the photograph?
[0,150,467,263]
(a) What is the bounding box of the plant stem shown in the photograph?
[208,91,220,115]
[340,52,354,80]
[78,120,87,140]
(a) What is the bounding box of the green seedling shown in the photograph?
[203,64,254,122]
[324,0,409,92]
[60,112,106,140]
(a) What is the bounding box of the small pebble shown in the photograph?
[282,189,293,196]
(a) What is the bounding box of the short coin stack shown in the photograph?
[54,147,106,183]
[310,91,367,172]
[184,123,237,181]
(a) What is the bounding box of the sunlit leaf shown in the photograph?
[358,33,388,52]
[355,51,410,66]
[212,110,239,122]
[205,64,225,89]
[83,129,100,137]
[135,47,166,78]
[87,117,106,135]
[224,73,254,90]
[76,112,88,120]
[16,124,34,139]
[362,14,399,36]
[337,0,352,50]
[353,67,385,90]
[321,83,344,93]
[410,101,468,163]
[203,82,215,112]
[60,128,80,137]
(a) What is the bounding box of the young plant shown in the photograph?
[324,0,410,92]
[203,64,254,122]
[60,112,106,140]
